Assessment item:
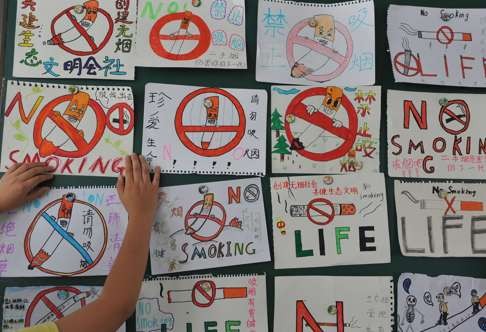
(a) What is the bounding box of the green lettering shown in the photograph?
[226,320,241,332]
[335,227,350,255]
[295,230,313,257]
[167,1,179,13]
[205,321,218,332]
[141,1,164,19]
[186,323,192,332]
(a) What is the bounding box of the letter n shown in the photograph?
[5,92,44,124]
[403,100,428,129]
[296,300,344,332]
[228,186,241,204]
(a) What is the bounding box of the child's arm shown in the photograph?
[56,155,161,332]
[0,162,54,212]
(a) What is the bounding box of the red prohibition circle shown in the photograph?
[24,198,108,277]
[306,198,335,226]
[439,99,470,135]
[50,6,114,56]
[184,200,227,242]
[284,87,358,162]
[436,26,455,45]
[33,95,106,158]
[191,280,217,308]
[25,286,87,327]
[175,88,246,157]
[149,11,211,61]
[106,102,134,135]
[393,52,421,77]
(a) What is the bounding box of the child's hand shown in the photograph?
[117,155,161,226]
[0,162,54,212]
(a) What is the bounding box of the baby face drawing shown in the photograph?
[309,15,335,44]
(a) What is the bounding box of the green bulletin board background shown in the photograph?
[1,0,486,331]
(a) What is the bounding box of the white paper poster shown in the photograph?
[256,0,375,85]
[388,5,486,87]
[150,178,270,275]
[271,85,381,174]
[270,174,390,269]
[2,286,125,332]
[0,81,134,177]
[136,274,268,332]
[395,180,486,257]
[0,187,127,277]
[13,0,135,80]
[274,276,393,332]
[387,90,486,179]
[142,83,267,176]
[397,273,486,332]
[136,0,247,69]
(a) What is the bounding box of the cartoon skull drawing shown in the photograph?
[406,295,417,305]
[322,86,343,115]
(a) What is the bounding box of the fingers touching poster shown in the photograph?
[0,81,134,177]
[150,178,270,275]
[2,286,125,332]
[388,5,486,87]
[271,174,390,269]
[136,274,268,332]
[136,0,247,69]
[397,273,486,332]
[271,85,381,174]
[395,180,486,257]
[142,83,267,176]
[13,0,136,80]
[256,0,375,85]
[387,90,486,179]
[0,187,127,277]
[274,276,393,332]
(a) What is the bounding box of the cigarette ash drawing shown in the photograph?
[271,85,380,174]
[271,174,390,269]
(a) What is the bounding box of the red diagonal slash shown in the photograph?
[40,295,64,319]
[48,112,89,150]
[294,36,346,64]
[444,196,456,215]
[65,11,98,51]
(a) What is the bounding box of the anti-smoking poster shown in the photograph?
[136,0,247,69]
[136,274,268,332]
[388,89,486,179]
[150,178,270,275]
[0,81,134,177]
[13,0,136,80]
[256,0,375,85]
[0,187,127,277]
[397,273,486,332]
[270,174,390,269]
[142,83,267,176]
[388,5,486,87]
[2,286,125,332]
[271,85,380,174]
[395,180,486,257]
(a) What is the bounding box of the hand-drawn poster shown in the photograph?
[388,90,486,179]
[388,5,486,87]
[136,0,247,69]
[136,274,268,332]
[256,0,375,85]
[142,83,267,176]
[395,180,486,257]
[0,187,127,277]
[2,286,125,332]
[274,276,393,332]
[13,0,136,80]
[397,273,486,332]
[270,174,390,269]
[150,178,270,275]
[271,85,381,174]
[0,81,134,177]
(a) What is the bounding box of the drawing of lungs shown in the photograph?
[228,5,244,26]
[210,0,227,20]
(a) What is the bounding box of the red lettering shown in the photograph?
[89,157,110,174]
[483,57,486,78]
[423,156,435,174]
[8,150,20,164]
[391,135,402,155]
[443,55,449,77]
[408,140,425,154]
[45,156,60,170]
[466,136,471,154]
[432,137,447,153]
[5,92,44,124]
[403,100,428,129]
[111,157,124,174]
[296,300,344,332]
[460,55,475,79]
[452,136,463,156]
[78,157,87,173]
[479,139,486,154]
[228,186,241,204]
[60,158,74,174]
[22,152,41,164]
[417,53,438,77]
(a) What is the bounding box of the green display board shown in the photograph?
[1,1,486,331]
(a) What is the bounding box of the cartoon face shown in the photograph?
[406,295,417,306]
[436,293,445,302]
[322,86,343,114]
[308,15,335,43]
[472,289,478,296]
[204,96,219,121]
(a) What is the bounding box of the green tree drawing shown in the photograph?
[273,134,291,162]
[270,109,284,138]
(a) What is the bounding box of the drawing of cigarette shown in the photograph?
[36,291,92,324]
[28,193,76,270]
[290,203,356,218]
[168,280,247,307]
[185,193,214,236]
[400,23,472,44]
[402,38,412,76]
[401,191,484,214]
